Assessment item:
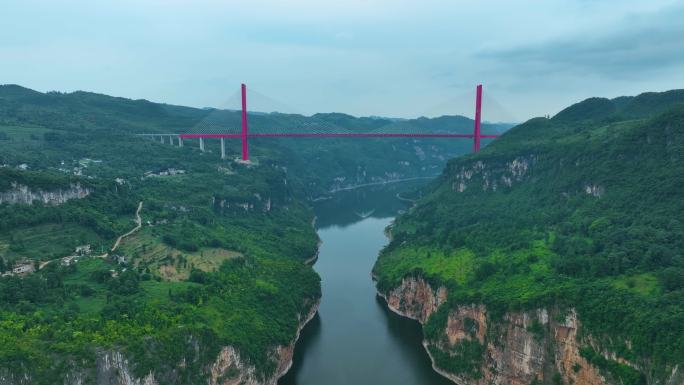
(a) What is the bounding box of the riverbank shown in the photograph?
[274,299,321,381]
[375,286,461,385]
[280,216,453,385]
[304,217,321,265]
[209,297,322,385]
[373,223,459,385]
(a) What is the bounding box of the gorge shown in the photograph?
[1,85,682,385]
[280,182,453,385]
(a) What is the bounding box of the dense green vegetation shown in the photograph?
[0,256,319,384]
[374,90,684,383]
[0,84,490,383]
[0,90,323,382]
[0,167,84,192]
[0,84,509,197]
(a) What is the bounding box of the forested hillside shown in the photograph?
[0,84,496,384]
[0,87,323,384]
[374,90,684,385]
[0,84,509,196]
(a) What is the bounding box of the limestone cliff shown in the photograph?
[208,299,320,385]
[0,351,156,385]
[0,182,91,205]
[379,275,448,324]
[379,276,683,385]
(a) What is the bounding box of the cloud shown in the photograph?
[478,3,684,80]
[1,0,682,119]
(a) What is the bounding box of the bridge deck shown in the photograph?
[178,133,499,139]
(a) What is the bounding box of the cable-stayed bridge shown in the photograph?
[139,84,500,161]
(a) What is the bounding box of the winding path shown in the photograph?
[36,201,143,271]
[111,201,143,252]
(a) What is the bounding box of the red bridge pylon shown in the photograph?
[179,83,495,161]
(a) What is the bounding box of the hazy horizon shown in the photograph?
[2,0,684,121]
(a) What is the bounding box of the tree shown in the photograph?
[660,267,684,291]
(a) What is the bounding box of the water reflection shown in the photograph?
[284,314,322,384]
[374,296,452,384]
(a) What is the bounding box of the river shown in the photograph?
[279,182,452,385]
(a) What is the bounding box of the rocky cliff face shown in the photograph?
[0,300,319,385]
[0,183,91,205]
[379,276,682,385]
[451,156,536,193]
[0,351,156,385]
[433,306,608,385]
[208,299,320,385]
[93,351,158,385]
[379,276,448,324]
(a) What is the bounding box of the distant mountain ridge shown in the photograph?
[0,84,510,135]
[0,84,513,197]
[553,89,684,123]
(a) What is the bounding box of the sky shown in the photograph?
[2,0,684,121]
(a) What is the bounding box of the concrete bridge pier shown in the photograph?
[220,138,226,159]
[199,137,205,152]
[178,136,183,147]
[160,136,165,144]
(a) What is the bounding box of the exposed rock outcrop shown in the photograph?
[451,156,536,193]
[209,299,320,385]
[437,307,609,385]
[378,276,681,385]
[0,351,157,385]
[95,351,158,385]
[0,182,91,205]
[378,276,447,323]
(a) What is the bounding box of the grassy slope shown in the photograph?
[374,90,684,384]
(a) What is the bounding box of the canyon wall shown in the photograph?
[0,183,91,205]
[379,276,682,385]
[208,299,319,385]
